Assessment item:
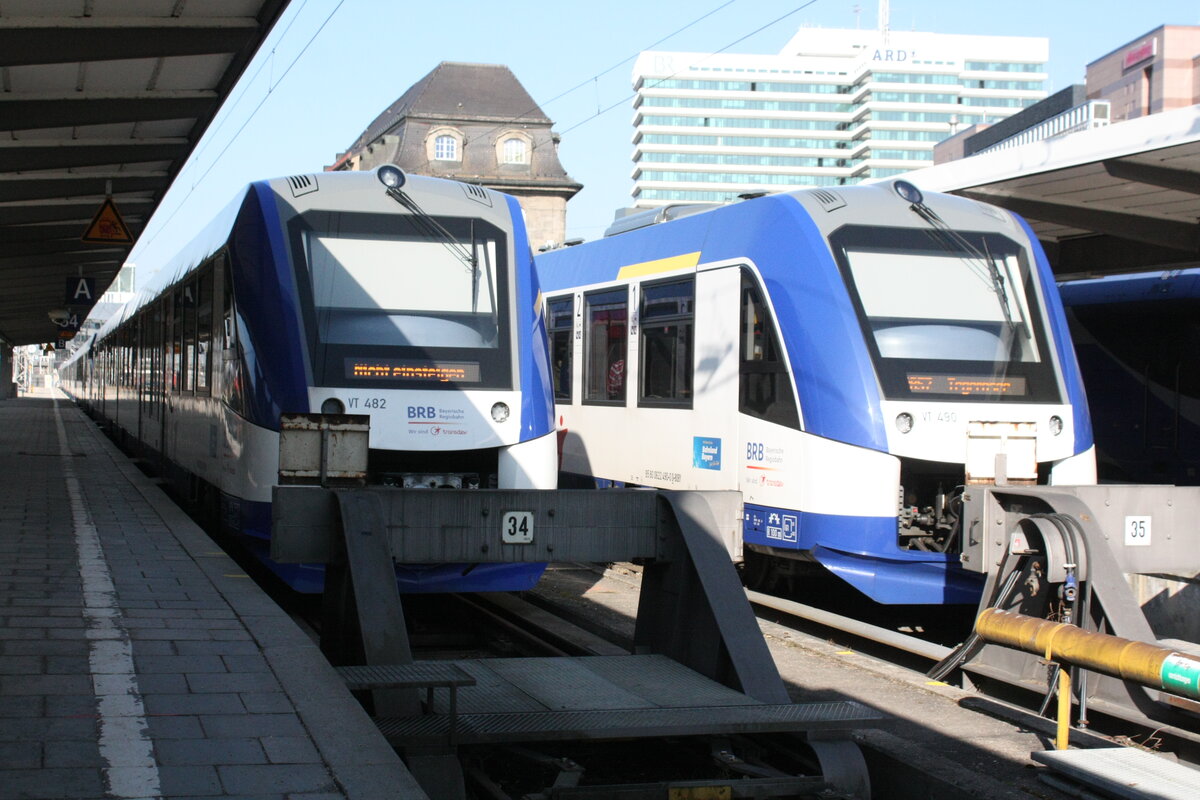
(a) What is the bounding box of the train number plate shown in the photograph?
[501,511,534,544]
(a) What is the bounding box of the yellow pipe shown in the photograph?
[975,608,1200,701]
[1056,667,1071,750]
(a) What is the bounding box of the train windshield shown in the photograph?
[290,211,512,389]
[831,226,1060,402]
[308,234,499,349]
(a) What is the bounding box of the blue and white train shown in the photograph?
[537,180,1096,605]
[1059,268,1200,486]
[60,166,557,593]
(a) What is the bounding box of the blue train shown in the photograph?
[1059,268,1200,485]
[537,180,1095,605]
[60,166,557,593]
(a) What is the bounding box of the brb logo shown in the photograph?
[407,406,436,419]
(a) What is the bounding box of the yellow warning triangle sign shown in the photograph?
[81,198,133,244]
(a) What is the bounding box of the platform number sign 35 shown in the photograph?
[1124,515,1152,547]
[502,511,534,544]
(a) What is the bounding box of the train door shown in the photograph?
[161,289,180,465]
[136,310,147,446]
[144,300,165,458]
[734,266,803,547]
[678,264,740,490]
[163,282,192,471]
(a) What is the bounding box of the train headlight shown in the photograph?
[893,180,924,205]
[1049,415,1064,436]
[491,402,510,423]
[377,164,406,189]
[895,412,914,434]
[321,398,345,415]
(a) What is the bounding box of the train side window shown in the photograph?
[639,278,694,408]
[583,287,627,404]
[739,271,800,429]
[220,254,247,415]
[196,268,214,394]
[149,301,164,416]
[182,280,198,393]
[170,289,183,393]
[547,296,574,401]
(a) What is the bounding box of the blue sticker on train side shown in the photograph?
[693,436,721,470]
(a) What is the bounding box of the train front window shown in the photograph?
[291,211,512,389]
[832,225,1060,402]
[307,234,499,349]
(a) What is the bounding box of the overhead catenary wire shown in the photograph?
[554,1,822,141]
[397,0,741,175]
[131,0,347,263]
[402,1,822,175]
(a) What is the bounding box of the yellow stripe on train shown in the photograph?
[616,251,702,280]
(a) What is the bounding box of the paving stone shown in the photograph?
[0,656,41,674]
[261,735,321,765]
[0,696,42,717]
[45,655,90,674]
[221,654,270,673]
[187,673,282,694]
[145,715,205,740]
[129,639,176,655]
[143,692,246,716]
[154,737,267,766]
[2,639,89,657]
[217,763,337,795]
[44,694,98,718]
[0,741,41,769]
[200,713,307,739]
[239,693,296,714]
[134,654,227,673]
[0,674,92,695]
[0,768,104,800]
[42,739,105,768]
[157,765,223,797]
[176,640,262,656]
[132,672,189,694]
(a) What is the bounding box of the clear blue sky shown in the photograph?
[127,0,1200,286]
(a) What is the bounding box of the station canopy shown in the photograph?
[0,0,288,346]
[906,104,1200,280]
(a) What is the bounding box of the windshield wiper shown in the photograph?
[376,166,481,308]
[906,196,1016,333]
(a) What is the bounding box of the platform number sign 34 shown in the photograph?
[502,511,534,544]
[1125,515,1152,547]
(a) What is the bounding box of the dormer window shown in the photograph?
[501,137,528,164]
[434,134,459,161]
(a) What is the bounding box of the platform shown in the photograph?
[0,390,425,800]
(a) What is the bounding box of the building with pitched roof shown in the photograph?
[329,61,581,249]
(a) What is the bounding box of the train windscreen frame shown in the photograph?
[288,210,513,389]
[830,225,1061,403]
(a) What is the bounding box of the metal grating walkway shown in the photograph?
[378,699,883,745]
[369,655,886,746]
[1033,747,1200,800]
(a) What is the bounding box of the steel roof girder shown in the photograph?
[0,238,133,259]
[0,18,258,68]
[0,250,124,271]
[0,92,218,132]
[0,199,155,226]
[959,190,1200,253]
[0,173,166,203]
[1102,158,1200,196]
[0,139,188,172]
